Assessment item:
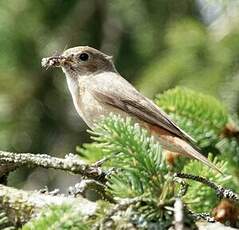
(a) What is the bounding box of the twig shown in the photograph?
[92,155,113,167]
[68,179,115,203]
[0,151,106,183]
[186,208,215,223]
[174,198,184,230]
[175,172,239,202]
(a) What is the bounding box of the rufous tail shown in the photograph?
[175,138,223,174]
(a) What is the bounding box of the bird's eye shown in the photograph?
[79,53,89,61]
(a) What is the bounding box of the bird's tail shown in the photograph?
[174,137,223,174]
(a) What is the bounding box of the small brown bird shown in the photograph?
[42,46,221,173]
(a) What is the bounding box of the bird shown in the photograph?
[41,46,222,173]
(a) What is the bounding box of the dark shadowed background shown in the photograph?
[0,0,239,191]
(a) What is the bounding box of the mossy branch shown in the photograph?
[0,151,106,183]
[0,184,98,227]
[175,172,239,202]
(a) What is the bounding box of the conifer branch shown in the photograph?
[0,150,106,183]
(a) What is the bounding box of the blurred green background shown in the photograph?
[0,0,239,190]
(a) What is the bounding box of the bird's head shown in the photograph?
[41,46,116,78]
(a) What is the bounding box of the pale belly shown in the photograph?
[74,89,129,128]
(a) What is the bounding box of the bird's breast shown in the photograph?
[78,91,129,128]
[66,75,127,128]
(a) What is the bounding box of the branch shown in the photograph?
[0,184,98,227]
[0,151,106,183]
[186,208,215,223]
[175,172,239,202]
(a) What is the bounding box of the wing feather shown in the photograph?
[91,75,196,145]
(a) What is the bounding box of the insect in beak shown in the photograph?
[41,55,74,69]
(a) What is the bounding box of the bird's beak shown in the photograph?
[41,55,74,69]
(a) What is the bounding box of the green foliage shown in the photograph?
[155,87,229,148]
[182,154,232,212]
[90,115,169,199]
[22,205,90,230]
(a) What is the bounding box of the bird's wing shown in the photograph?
[91,73,224,174]
[91,74,196,145]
